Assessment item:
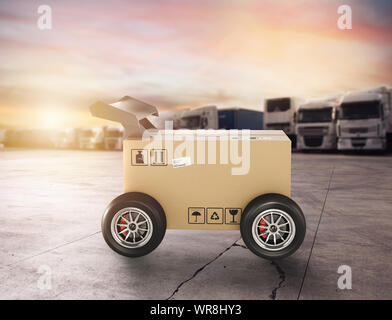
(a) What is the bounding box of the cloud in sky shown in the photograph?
[0,0,391,128]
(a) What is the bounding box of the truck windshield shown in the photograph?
[179,116,200,129]
[339,101,380,120]
[297,107,332,123]
[266,98,291,112]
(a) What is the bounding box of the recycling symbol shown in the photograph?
[206,208,223,224]
[211,212,219,220]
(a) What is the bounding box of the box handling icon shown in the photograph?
[89,96,306,260]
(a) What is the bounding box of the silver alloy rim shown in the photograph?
[111,207,153,248]
[251,209,296,252]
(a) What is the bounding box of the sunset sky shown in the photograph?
[0,0,391,128]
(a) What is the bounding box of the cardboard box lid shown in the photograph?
[89,96,159,138]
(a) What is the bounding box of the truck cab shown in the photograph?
[296,97,340,151]
[78,127,104,149]
[149,110,186,130]
[178,106,219,129]
[0,129,6,148]
[264,97,303,148]
[52,128,77,149]
[337,86,392,151]
[103,126,123,150]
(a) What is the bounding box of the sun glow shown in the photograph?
[40,109,66,129]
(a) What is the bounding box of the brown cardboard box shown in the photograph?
[123,129,290,230]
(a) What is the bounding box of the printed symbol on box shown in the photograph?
[136,151,144,163]
[207,208,223,224]
[188,208,205,224]
[151,149,167,166]
[131,149,148,166]
[225,208,242,225]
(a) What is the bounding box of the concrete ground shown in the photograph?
[0,149,391,300]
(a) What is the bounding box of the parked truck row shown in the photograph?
[264,85,392,152]
[1,86,390,152]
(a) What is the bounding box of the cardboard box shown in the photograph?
[90,96,306,260]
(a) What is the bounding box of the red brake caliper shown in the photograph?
[120,215,128,238]
[259,219,267,238]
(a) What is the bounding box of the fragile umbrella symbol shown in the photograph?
[192,211,201,222]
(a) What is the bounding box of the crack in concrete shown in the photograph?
[269,261,286,300]
[232,243,248,249]
[297,165,335,300]
[226,242,287,300]
[6,231,102,268]
[166,238,242,300]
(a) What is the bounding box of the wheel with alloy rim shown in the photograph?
[241,193,306,260]
[102,192,166,257]
[111,207,153,249]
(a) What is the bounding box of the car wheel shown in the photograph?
[102,192,166,257]
[240,193,306,260]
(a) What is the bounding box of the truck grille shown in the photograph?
[266,122,290,130]
[298,126,328,136]
[304,136,323,147]
[351,138,366,148]
[349,127,368,134]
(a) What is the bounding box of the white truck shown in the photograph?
[264,97,303,148]
[52,128,78,149]
[177,105,219,130]
[149,110,187,130]
[103,126,123,150]
[295,95,341,151]
[337,86,392,151]
[0,129,6,148]
[78,127,104,150]
[178,106,264,130]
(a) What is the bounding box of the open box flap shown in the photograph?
[89,96,159,138]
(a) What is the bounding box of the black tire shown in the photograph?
[102,192,166,257]
[240,193,306,260]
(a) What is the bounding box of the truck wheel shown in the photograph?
[102,192,166,257]
[240,193,306,260]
